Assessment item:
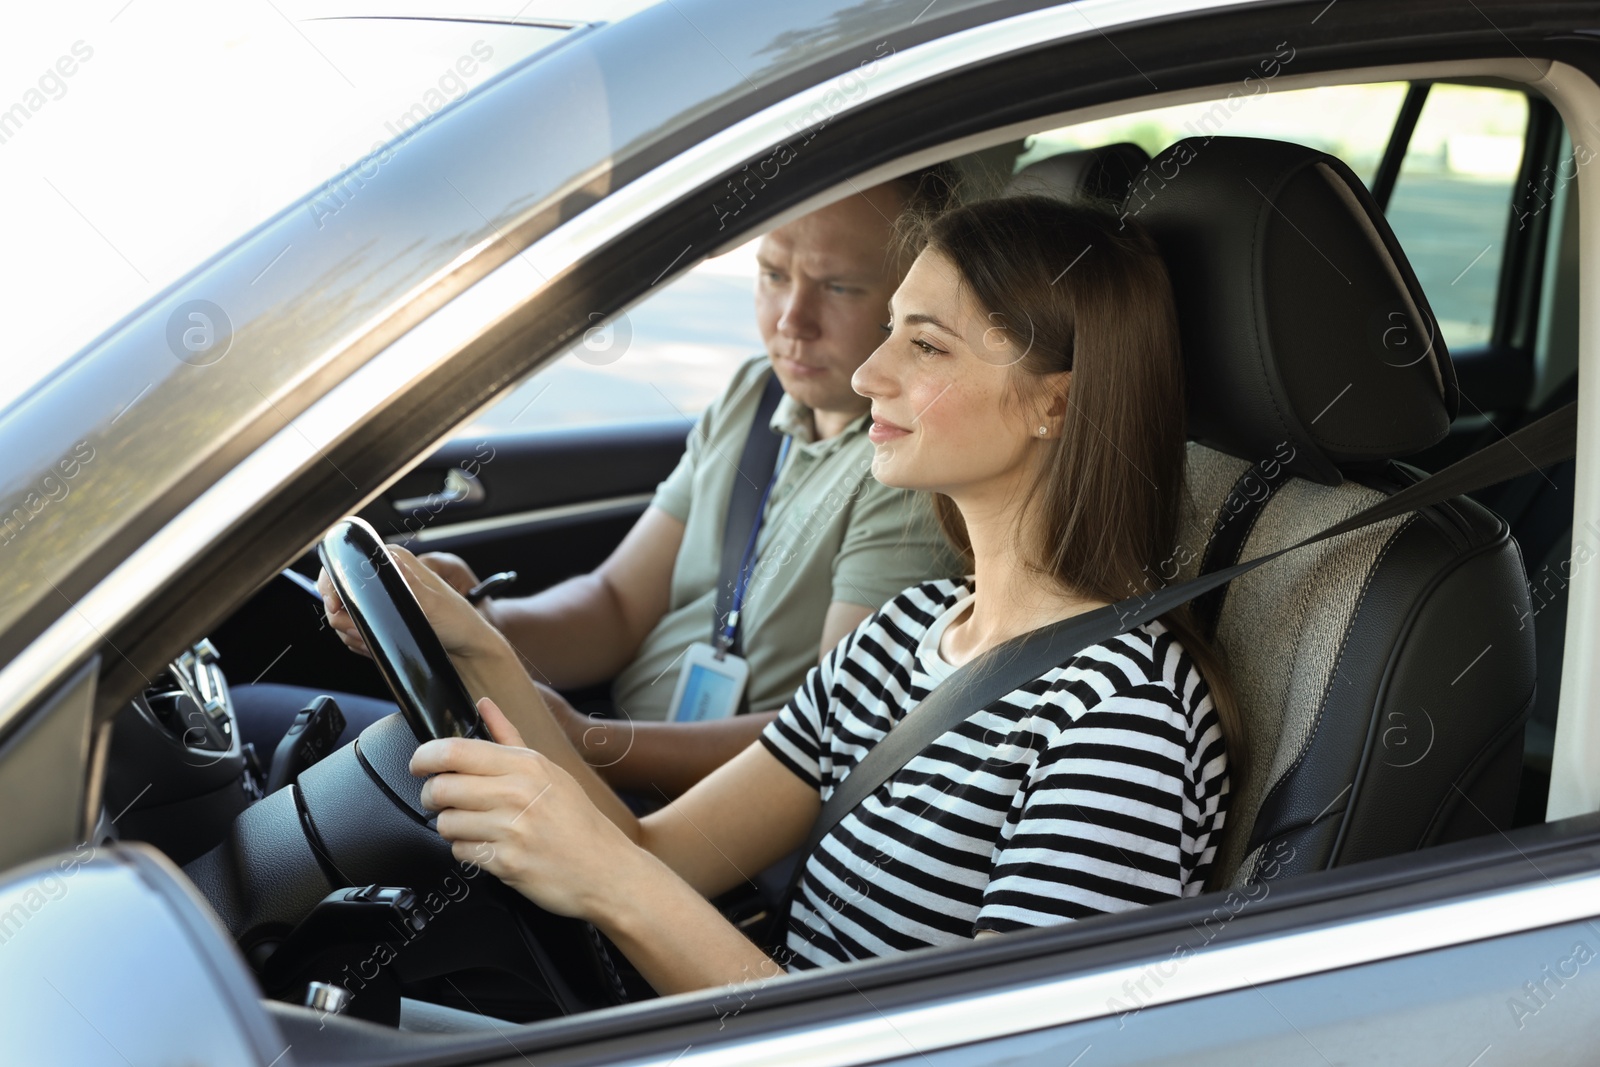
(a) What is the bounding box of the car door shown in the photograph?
[361,420,678,588]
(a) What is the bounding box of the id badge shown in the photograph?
[666,641,749,723]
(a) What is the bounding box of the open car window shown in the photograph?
[489,78,1549,433]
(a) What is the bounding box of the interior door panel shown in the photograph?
[368,417,687,586]
[209,418,688,698]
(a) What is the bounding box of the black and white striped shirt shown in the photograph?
[759,577,1230,971]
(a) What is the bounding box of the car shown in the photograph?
[3,0,1599,1063]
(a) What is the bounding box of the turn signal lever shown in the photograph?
[267,695,346,794]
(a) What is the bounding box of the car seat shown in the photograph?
[1139,137,1537,886]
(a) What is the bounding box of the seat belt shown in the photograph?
[775,399,1578,933]
[713,372,787,713]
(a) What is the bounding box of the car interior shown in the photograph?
[88,63,1580,1042]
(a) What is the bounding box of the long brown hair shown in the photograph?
[912,195,1245,829]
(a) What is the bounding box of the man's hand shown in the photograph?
[418,552,501,628]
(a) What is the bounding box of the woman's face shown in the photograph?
[851,249,1065,502]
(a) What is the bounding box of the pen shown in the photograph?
[466,570,518,604]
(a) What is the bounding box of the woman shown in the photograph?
[323,195,1236,995]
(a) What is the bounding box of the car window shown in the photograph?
[1384,84,1529,350]
[481,84,1416,432]
[1020,81,1409,185]
[1022,79,1535,357]
[469,81,1531,432]
[466,237,763,431]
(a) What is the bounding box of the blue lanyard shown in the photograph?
[718,435,792,655]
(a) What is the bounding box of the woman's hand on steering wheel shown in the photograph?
[318,545,503,662]
[412,696,648,923]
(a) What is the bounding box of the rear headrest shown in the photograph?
[1134,137,1458,486]
[1005,143,1151,204]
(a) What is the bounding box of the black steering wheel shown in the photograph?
[317,517,483,744]
[185,517,631,1026]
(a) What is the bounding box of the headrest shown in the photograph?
[1004,143,1152,204]
[1133,137,1458,486]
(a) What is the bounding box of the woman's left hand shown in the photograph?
[411,696,643,922]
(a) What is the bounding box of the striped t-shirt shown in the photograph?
[759,577,1230,971]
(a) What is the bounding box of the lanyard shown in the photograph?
[717,435,792,657]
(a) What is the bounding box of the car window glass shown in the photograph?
[466,237,762,431]
[1020,81,1409,185]
[1385,84,1529,350]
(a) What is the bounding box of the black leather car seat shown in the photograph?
[1137,137,1537,887]
[1004,142,1151,203]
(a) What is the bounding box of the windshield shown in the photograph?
[0,7,576,414]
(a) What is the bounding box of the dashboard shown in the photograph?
[102,639,264,866]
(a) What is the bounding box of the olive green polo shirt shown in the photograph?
[609,355,962,722]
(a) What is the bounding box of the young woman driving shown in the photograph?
[321,194,1235,995]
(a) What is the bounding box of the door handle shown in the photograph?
[392,468,485,514]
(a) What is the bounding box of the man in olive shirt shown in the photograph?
[606,351,940,722]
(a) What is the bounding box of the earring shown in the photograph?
[1038,425,1048,436]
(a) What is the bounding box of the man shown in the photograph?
[244,169,962,796]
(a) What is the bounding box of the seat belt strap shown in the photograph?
[713,371,787,662]
[778,400,1577,928]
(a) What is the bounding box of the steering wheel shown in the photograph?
[317,517,483,744]
[185,517,630,1026]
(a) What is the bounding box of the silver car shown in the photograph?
[2,1,1596,1063]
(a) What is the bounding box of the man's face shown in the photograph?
[754,186,905,419]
